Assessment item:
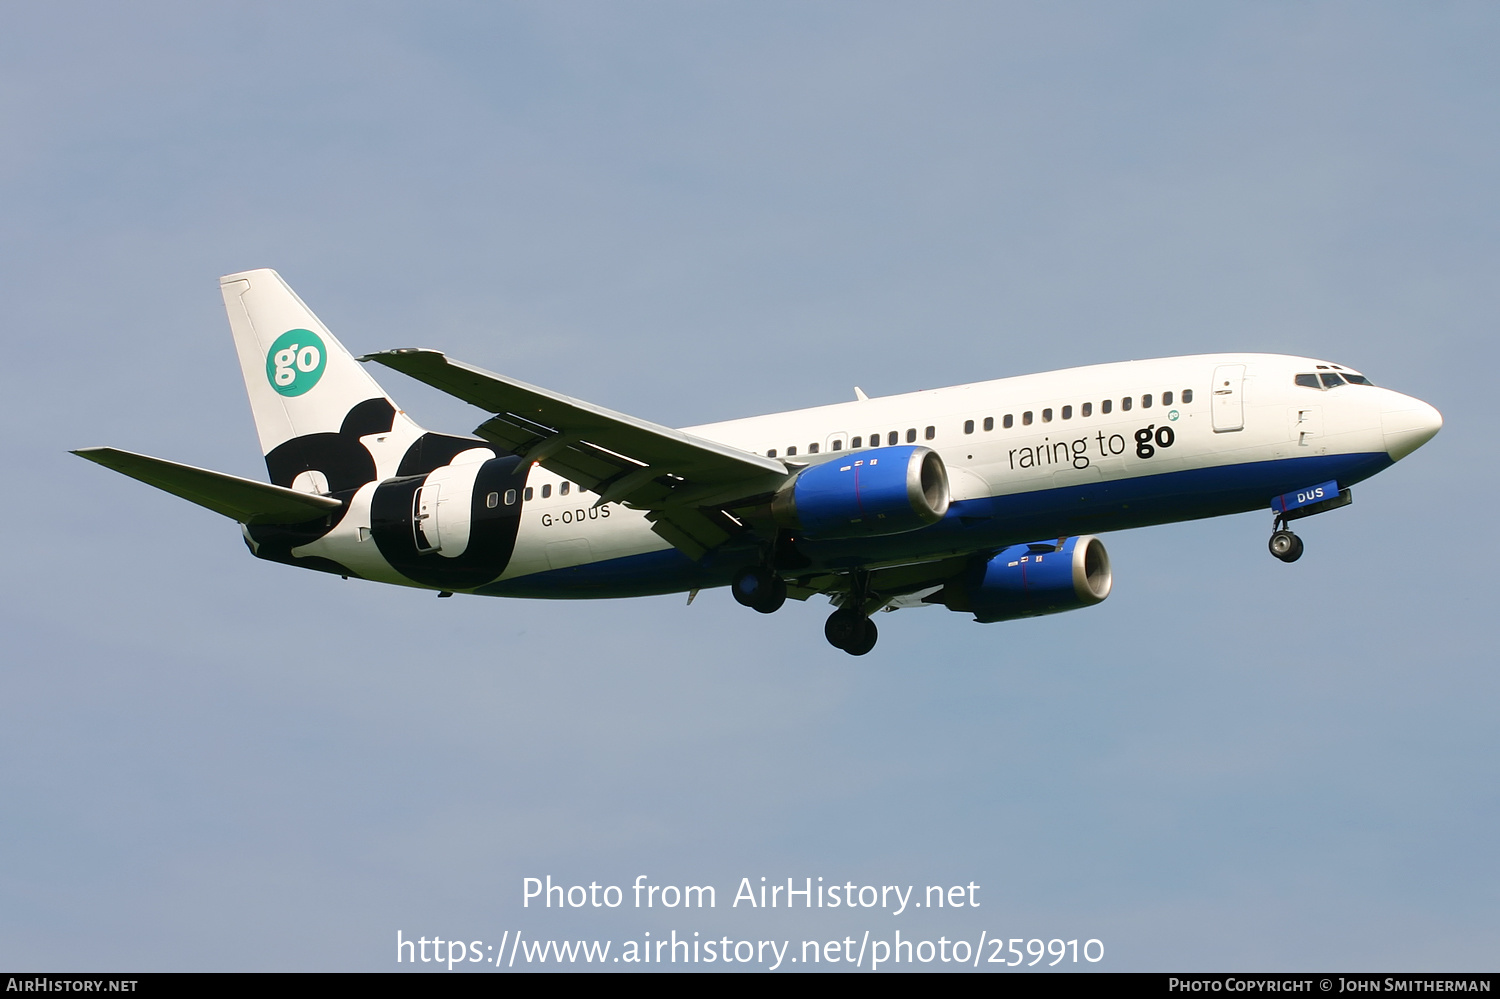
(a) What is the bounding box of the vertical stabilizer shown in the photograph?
[221,269,403,455]
[220,269,424,491]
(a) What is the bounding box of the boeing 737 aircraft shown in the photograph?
[75,269,1442,654]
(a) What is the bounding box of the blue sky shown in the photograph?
[2,2,1496,971]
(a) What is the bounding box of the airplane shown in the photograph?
[74,269,1443,655]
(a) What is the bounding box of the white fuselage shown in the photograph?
[290,352,1438,593]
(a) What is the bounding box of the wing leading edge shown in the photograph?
[362,348,790,558]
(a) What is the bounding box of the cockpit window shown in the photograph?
[1320,372,1345,388]
[1343,372,1373,385]
[1295,374,1320,388]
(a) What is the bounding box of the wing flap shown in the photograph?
[72,447,343,525]
[644,508,741,561]
[473,417,638,494]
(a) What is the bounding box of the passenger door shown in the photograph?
[1211,364,1246,433]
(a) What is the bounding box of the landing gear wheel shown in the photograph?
[845,617,878,656]
[824,609,878,655]
[731,566,787,614]
[1269,529,1304,563]
[824,608,858,648]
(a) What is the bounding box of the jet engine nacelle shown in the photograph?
[771,445,951,539]
[936,535,1113,623]
[369,449,529,588]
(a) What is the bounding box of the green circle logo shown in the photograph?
[265,329,327,396]
[1168,409,1180,421]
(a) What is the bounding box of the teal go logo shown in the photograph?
[265,329,326,396]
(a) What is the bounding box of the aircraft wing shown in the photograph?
[362,348,790,557]
[72,447,343,525]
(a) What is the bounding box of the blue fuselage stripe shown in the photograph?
[477,451,1392,599]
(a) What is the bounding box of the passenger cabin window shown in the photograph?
[851,437,862,449]
[1062,405,1072,419]
[1163,391,1173,406]
[1142,394,1152,409]
[809,443,819,454]
[486,492,499,509]
[541,484,552,498]
[1082,402,1093,417]
[524,486,534,501]
[503,489,517,506]
[1001,415,1011,429]
[1022,411,1033,426]
[986,416,997,431]
[832,439,843,451]
[1102,399,1112,414]
[1042,408,1053,423]
[1182,389,1194,403]
[925,426,935,440]
[906,428,916,443]
[888,431,898,446]
[767,448,777,457]
[964,420,975,434]
[787,446,797,456]
[1122,397,1133,412]
[560,482,570,496]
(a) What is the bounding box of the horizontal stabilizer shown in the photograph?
[72,447,343,525]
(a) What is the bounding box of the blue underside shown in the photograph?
[477,451,1394,599]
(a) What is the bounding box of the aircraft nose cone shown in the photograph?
[1381,395,1442,461]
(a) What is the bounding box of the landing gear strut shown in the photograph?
[731,565,786,614]
[824,569,878,655]
[1268,516,1304,563]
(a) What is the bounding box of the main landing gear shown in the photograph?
[731,563,881,656]
[824,569,878,656]
[731,565,786,614]
[825,607,878,656]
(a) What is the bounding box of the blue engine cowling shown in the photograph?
[934,535,1113,623]
[771,445,950,539]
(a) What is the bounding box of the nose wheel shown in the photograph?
[1269,528,1304,563]
[731,565,787,614]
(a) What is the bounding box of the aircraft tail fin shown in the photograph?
[220,269,425,491]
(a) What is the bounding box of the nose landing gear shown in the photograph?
[1269,528,1304,563]
[1266,482,1353,563]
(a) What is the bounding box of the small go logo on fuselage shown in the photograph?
[265,329,327,396]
